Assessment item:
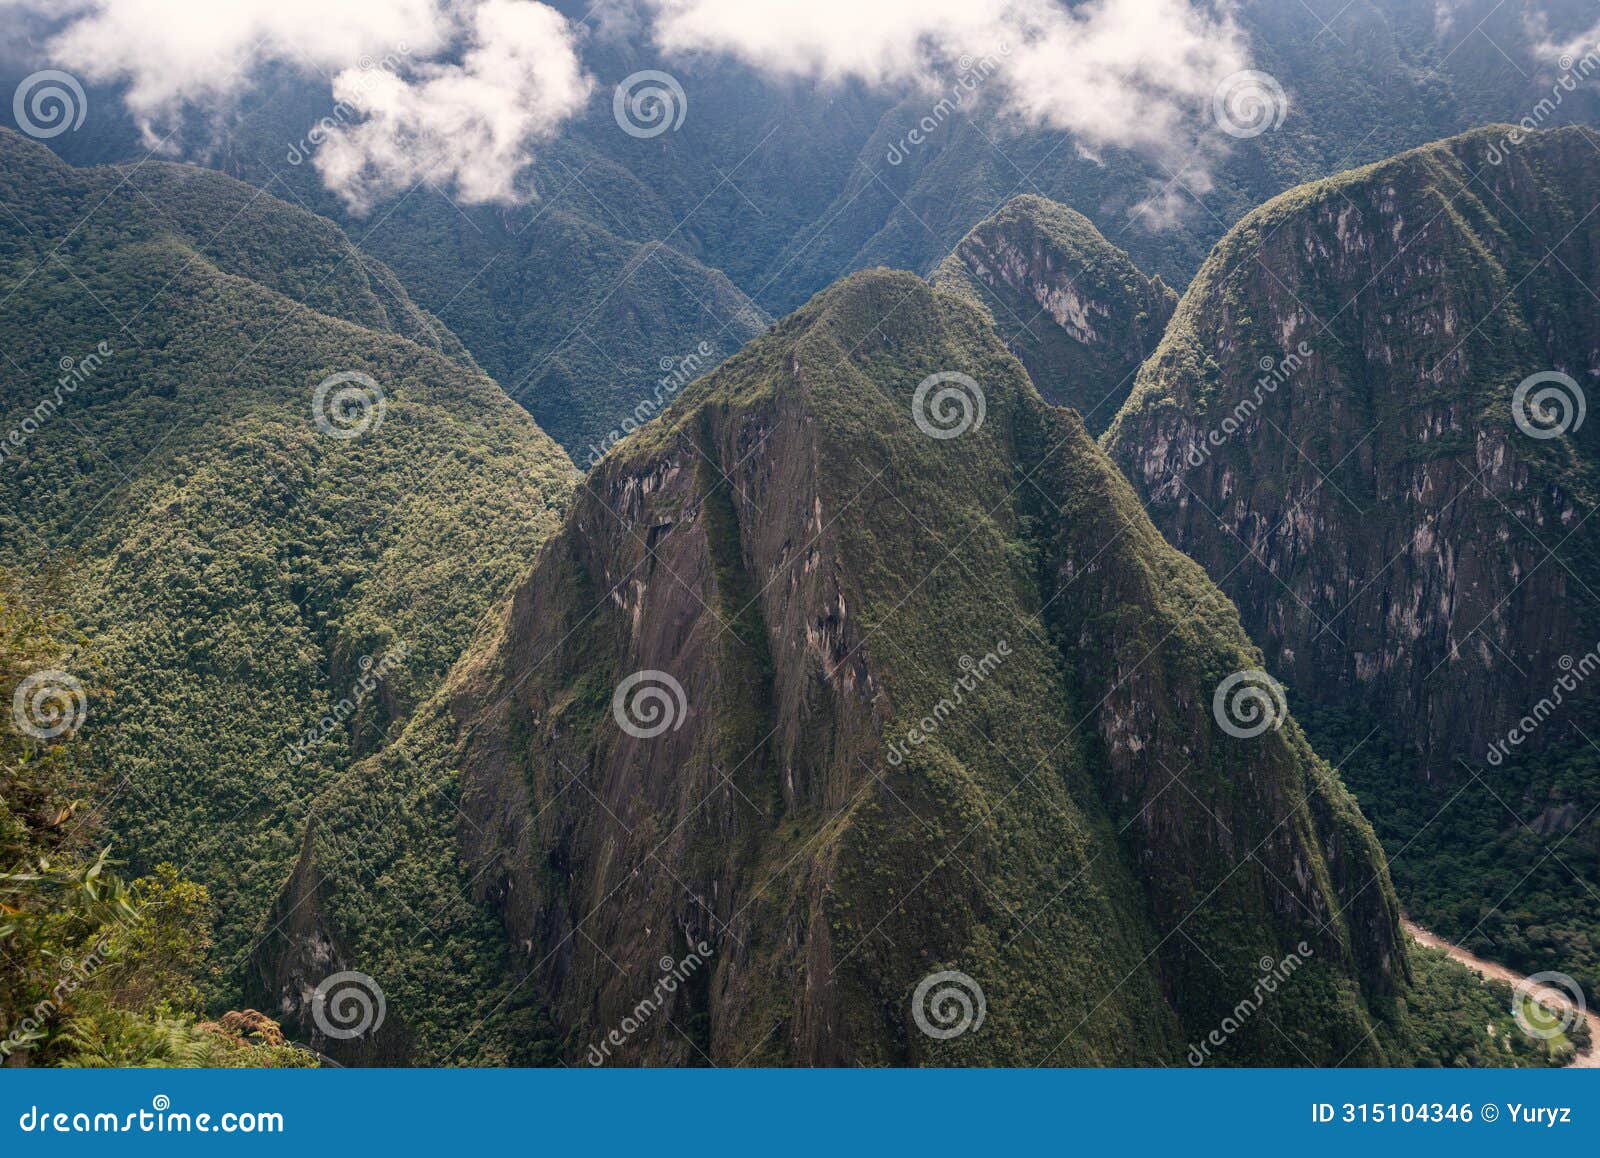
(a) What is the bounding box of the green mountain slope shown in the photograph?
[1104,125,1600,996]
[932,195,1175,431]
[260,268,1417,1066]
[0,130,575,995]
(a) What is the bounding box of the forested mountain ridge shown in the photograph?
[932,195,1175,431]
[1103,123,1600,1004]
[0,130,575,1000]
[10,0,1594,458]
[257,268,1431,1066]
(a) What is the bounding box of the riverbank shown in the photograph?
[1403,919,1597,1069]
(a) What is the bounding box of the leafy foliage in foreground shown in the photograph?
[0,580,310,1067]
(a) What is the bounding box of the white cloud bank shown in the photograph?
[12,0,1254,212]
[645,0,1249,158]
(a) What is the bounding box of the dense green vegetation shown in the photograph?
[0,578,311,1066]
[268,268,1464,1065]
[0,129,574,1006]
[1105,124,1600,998]
[1308,706,1600,1011]
[15,1,1591,457]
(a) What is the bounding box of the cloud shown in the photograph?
[644,0,1249,159]
[313,0,591,212]
[16,0,454,127]
[9,0,590,210]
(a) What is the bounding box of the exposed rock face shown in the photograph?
[933,196,1175,432]
[1105,126,1600,770]
[270,269,1406,1065]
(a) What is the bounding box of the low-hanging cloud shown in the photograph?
[12,0,454,129]
[313,0,591,212]
[8,0,591,211]
[644,0,1251,160]
[13,0,1255,216]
